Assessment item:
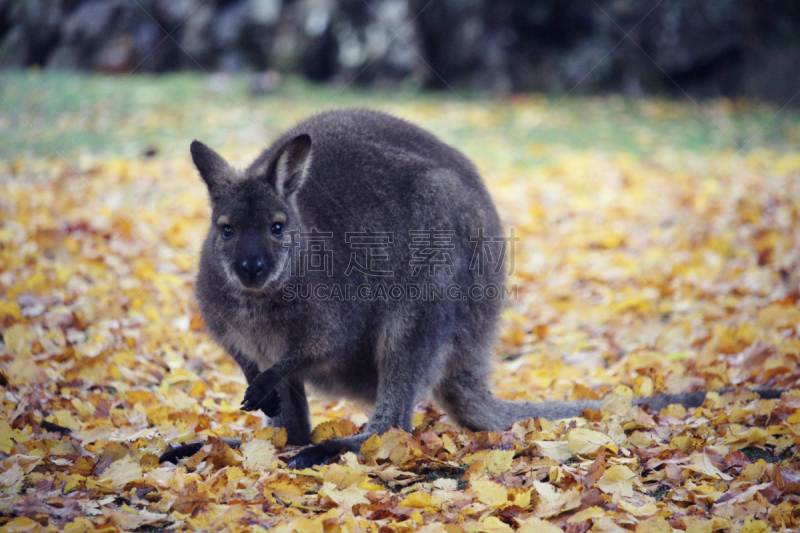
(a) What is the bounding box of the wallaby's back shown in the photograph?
[255,109,504,283]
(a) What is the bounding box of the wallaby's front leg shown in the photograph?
[234,351,281,417]
[271,375,312,445]
[241,350,307,413]
[160,356,311,464]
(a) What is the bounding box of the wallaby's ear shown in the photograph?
[272,134,312,198]
[191,140,234,202]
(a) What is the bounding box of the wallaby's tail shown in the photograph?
[436,372,784,432]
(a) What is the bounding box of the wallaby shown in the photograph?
[160,109,783,468]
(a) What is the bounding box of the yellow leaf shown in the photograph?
[9,356,48,385]
[757,303,800,329]
[517,517,565,533]
[100,455,143,491]
[533,480,581,518]
[63,474,84,494]
[265,480,304,502]
[567,506,604,523]
[686,452,733,481]
[510,487,532,508]
[597,465,635,497]
[2,517,39,532]
[618,499,659,517]
[567,428,617,455]
[322,481,370,510]
[3,324,29,356]
[682,516,714,533]
[469,478,508,507]
[310,419,358,444]
[54,409,81,431]
[360,434,383,460]
[466,516,514,532]
[721,426,769,450]
[188,381,206,398]
[399,491,439,509]
[0,419,14,454]
[0,462,24,495]
[239,438,276,471]
[635,517,670,533]
[602,392,633,418]
[737,518,770,533]
[252,426,288,448]
[484,449,515,474]
[322,463,366,489]
[0,301,21,321]
[275,518,324,533]
[533,440,573,462]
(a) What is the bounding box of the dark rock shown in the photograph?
[154,0,197,31]
[61,0,119,44]
[412,0,485,89]
[0,0,14,40]
[649,0,740,76]
[131,19,168,72]
[7,0,66,65]
[214,0,249,51]
[179,2,215,68]
[0,25,29,67]
[269,0,337,81]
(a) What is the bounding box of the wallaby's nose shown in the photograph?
[238,256,266,286]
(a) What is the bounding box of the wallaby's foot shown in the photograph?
[159,438,244,464]
[287,434,368,468]
[241,369,282,416]
[287,440,350,469]
[159,442,205,464]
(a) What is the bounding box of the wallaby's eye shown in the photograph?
[270,222,284,237]
[221,225,234,240]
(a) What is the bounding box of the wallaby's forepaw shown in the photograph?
[287,440,348,469]
[159,442,204,464]
[241,368,282,416]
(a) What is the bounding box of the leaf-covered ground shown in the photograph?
[2,72,800,532]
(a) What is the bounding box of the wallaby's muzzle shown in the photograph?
[236,255,267,288]
[234,232,270,289]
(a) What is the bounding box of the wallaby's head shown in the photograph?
[191,134,313,292]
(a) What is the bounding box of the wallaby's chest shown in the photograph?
[210,297,287,371]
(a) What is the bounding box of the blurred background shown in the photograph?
[1,0,799,104]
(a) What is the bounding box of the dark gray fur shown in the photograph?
[159,110,782,468]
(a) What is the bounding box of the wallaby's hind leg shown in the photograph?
[435,366,506,432]
[288,310,448,468]
[287,359,419,468]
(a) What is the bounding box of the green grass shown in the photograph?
[1,70,798,165]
